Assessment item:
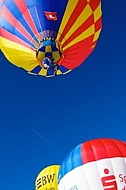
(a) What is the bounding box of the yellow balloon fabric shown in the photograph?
[35,165,60,190]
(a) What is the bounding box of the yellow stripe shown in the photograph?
[3,49,37,69]
[57,1,102,50]
[1,37,39,71]
[1,37,31,53]
[4,50,37,71]
[61,4,92,45]
[23,60,39,71]
[94,2,102,23]
[63,24,95,50]
[56,0,78,40]
[93,28,102,42]
[0,37,2,49]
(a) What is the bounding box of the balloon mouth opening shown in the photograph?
[36,38,63,67]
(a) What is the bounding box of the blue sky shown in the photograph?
[0,0,126,190]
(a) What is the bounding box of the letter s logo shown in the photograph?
[101,169,117,190]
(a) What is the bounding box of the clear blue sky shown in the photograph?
[0,0,126,190]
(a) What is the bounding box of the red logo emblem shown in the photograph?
[101,169,117,190]
[44,12,57,21]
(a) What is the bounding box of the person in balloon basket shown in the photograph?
[42,56,58,75]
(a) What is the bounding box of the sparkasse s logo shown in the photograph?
[101,168,117,190]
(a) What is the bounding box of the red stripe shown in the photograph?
[0,0,4,3]
[62,14,94,48]
[14,0,38,35]
[60,35,94,69]
[59,0,87,42]
[89,0,101,11]
[94,16,102,32]
[1,28,33,50]
[81,138,126,164]
[81,141,96,163]
[1,5,36,45]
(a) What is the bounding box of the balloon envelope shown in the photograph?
[0,0,102,77]
[35,165,60,190]
[58,138,126,190]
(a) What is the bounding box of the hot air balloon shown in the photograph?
[0,0,102,77]
[35,165,60,190]
[58,138,126,190]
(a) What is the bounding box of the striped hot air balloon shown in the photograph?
[58,138,126,190]
[0,0,102,77]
